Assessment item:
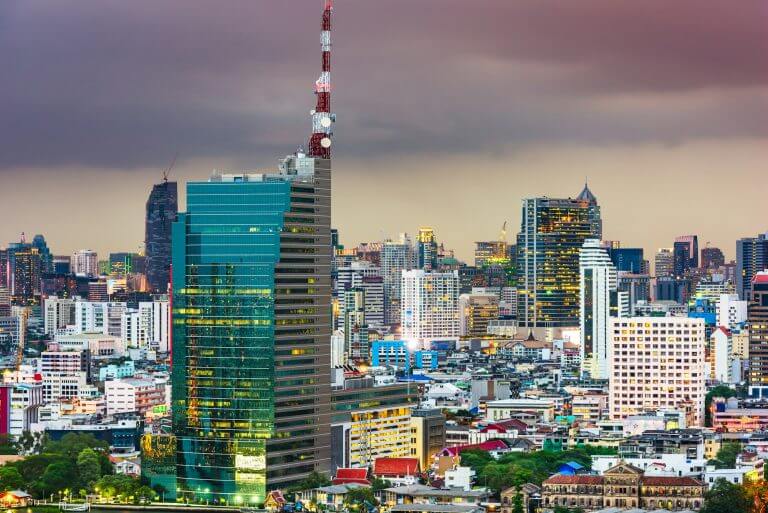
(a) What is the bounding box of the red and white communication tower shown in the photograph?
[308,0,335,159]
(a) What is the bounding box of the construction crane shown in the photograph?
[162,151,178,183]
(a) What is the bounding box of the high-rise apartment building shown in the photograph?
[654,248,674,278]
[401,270,459,347]
[416,228,438,272]
[10,244,41,304]
[341,287,369,362]
[580,240,629,380]
[737,233,768,301]
[43,297,77,335]
[673,235,699,276]
[609,317,706,426]
[459,293,499,337]
[382,234,415,325]
[171,154,332,503]
[717,294,747,332]
[71,249,99,277]
[748,272,768,395]
[474,241,507,268]
[516,184,602,327]
[145,180,178,293]
[701,247,725,270]
[31,234,53,274]
[608,247,644,274]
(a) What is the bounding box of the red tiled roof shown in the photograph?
[334,468,371,485]
[373,458,420,477]
[642,476,704,487]
[544,475,604,485]
[481,419,527,434]
[441,439,510,457]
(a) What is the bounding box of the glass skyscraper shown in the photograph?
[145,180,178,293]
[516,184,602,327]
[171,153,331,505]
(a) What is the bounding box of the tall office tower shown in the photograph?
[0,288,10,317]
[0,250,7,289]
[145,181,178,293]
[474,241,507,267]
[654,248,674,278]
[748,272,768,395]
[655,276,691,303]
[336,261,380,295]
[608,247,644,274]
[416,227,438,271]
[10,245,41,304]
[382,234,415,325]
[121,300,170,352]
[617,273,650,314]
[358,276,384,330]
[608,317,706,426]
[342,287,369,361]
[71,250,99,277]
[0,316,25,365]
[673,235,699,275]
[701,247,725,270]
[52,255,71,275]
[31,235,53,274]
[516,184,602,327]
[579,240,629,380]
[401,270,459,347]
[172,156,332,503]
[459,293,499,337]
[736,233,768,301]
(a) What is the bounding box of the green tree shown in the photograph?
[553,507,585,513]
[76,448,102,489]
[43,433,109,459]
[370,478,391,492]
[135,485,156,504]
[37,461,78,498]
[511,492,524,513]
[0,434,18,455]
[705,385,737,426]
[343,487,377,509]
[711,442,742,469]
[460,449,494,474]
[0,466,24,491]
[700,478,750,513]
[16,431,36,455]
[94,474,140,502]
[286,470,330,493]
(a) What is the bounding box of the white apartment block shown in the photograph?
[54,332,126,358]
[43,372,94,402]
[717,294,748,331]
[580,239,629,380]
[43,297,77,336]
[71,249,99,277]
[5,383,43,436]
[121,301,170,352]
[75,301,126,337]
[105,378,165,416]
[41,351,86,376]
[609,317,706,426]
[401,270,459,347]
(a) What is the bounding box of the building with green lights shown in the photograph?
[516,184,602,327]
[171,153,332,505]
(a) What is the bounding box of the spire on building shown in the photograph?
[308,0,335,159]
[576,180,597,205]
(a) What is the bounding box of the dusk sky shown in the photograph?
[2,0,767,261]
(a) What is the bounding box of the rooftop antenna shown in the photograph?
[162,151,178,183]
[307,0,335,159]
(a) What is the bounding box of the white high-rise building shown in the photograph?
[121,300,170,352]
[579,240,629,379]
[717,294,748,331]
[401,269,459,347]
[43,297,77,335]
[382,234,415,325]
[71,249,99,277]
[609,317,706,426]
[75,301,126,337]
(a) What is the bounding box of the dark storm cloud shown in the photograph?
[1,0,766,170]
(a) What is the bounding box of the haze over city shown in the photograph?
[2,0,767,261]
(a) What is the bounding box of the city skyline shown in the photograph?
[2,0,767,261]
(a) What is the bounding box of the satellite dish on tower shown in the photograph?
[321,137,332,148]
[321,117,332,128]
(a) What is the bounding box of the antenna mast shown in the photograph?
[308,0,335,159]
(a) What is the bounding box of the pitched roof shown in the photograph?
[440,439,511,457]
[373,457,420,477]
[544,475,604,485]
[642,476,704,486]
[481,418,528,433]
[576,182,598,204]
[334,467,371,485]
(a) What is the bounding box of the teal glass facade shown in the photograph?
[172,179,291,504]
[172,156,333,505]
